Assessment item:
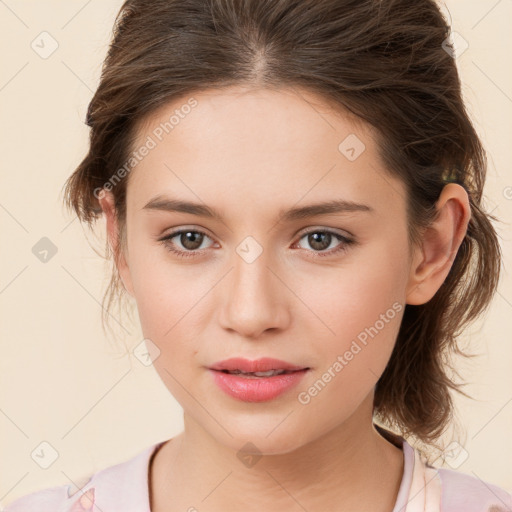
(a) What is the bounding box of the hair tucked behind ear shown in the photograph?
[62,0,502,453]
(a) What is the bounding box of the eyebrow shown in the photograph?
[142,195,374,222]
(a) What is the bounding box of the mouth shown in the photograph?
[215,368,307,378]
[207,357,310,402]
[209,357,310,375]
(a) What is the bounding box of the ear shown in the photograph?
[406,183,471,305]
[97,189,135,297]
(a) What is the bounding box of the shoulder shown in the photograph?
[2,481,79,511]
[2,441,164,512]
[435,466,512,512]
[397,434,512,512]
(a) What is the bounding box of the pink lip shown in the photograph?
[209,357,308,373]
[208,357,310,402]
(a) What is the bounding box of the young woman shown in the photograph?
[5,0,511,511]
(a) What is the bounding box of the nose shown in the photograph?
[217,245,290,339]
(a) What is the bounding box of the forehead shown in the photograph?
[127,86,406,219]
[133,85,368,156]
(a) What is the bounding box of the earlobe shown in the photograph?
[406,183,471,305]
[97,189,135,297]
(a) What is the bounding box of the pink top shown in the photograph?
[3,431,512,512]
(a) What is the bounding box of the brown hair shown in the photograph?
[62,0,502,452]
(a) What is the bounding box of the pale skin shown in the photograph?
[99,85,470,511]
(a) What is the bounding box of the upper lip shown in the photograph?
[209,357,309,373]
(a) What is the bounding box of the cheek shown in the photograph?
[133,267,205,341]
[125,226,198,330]
[122,230,208,401]
[132,265,204,395]
[296,274,404,423]
[307,283,402,386]
[297,244,407,342]
[295,242,407,391]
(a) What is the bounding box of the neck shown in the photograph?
[150,398,404,512]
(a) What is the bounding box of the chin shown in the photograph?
[211,417,313,456]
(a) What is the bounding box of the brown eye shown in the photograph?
[159,229,214,258]
[296,229,354,256]
[305,232,332,251]
[176,231,205,250]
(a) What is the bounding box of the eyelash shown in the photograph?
[157,228,355,260]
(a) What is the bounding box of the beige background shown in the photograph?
[1,0,511,506]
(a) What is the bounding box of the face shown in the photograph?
[106,86,419,454]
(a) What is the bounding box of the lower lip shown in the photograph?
[209,369,309,402]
